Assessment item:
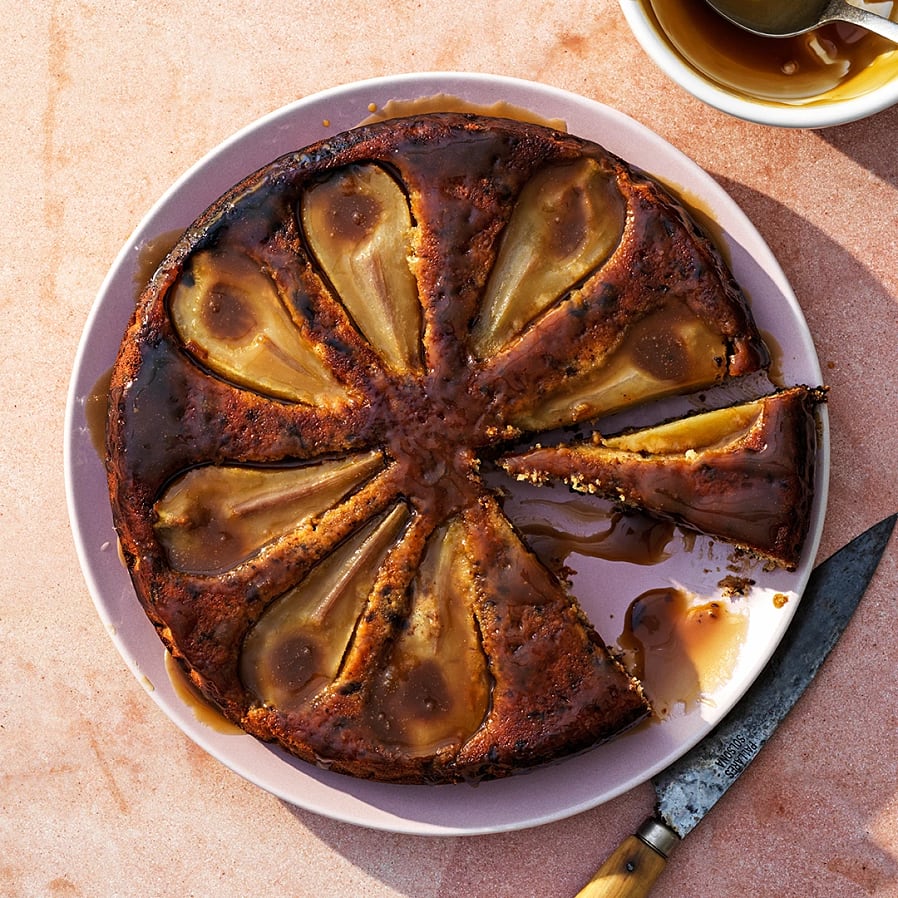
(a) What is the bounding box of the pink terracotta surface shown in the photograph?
[3,2,897,896]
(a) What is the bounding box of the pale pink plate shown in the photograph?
[64,72,827,835]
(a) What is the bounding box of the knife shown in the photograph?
[574,512,897,898]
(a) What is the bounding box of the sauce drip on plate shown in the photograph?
[618,587,748,717]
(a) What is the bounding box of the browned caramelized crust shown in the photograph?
[106,113,784,784]
[501,386,826,571]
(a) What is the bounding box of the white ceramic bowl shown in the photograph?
[619,0,898,127]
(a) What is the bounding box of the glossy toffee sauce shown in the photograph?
[618,587,748,717]
[163,651,243,734]
[85,367,113,458]
[504,494,676,571]
[647,0,898,103]
[502,489,752,720]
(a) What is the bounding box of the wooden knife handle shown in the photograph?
[574,820,678,898]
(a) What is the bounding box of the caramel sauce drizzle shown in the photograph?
[359,93,567,131]
[163,651,243,735]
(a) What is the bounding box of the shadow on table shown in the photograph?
[278,786,647,898]
[815,102,898,190]
[712,172,898,553]
[710,172,898,340]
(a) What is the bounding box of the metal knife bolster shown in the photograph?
[635,818,681,859]
[651,512,898,841]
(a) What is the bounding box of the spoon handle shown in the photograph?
[825,0,898,43]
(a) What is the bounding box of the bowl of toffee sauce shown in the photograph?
[620,0,898,127]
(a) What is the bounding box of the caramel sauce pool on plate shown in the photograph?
[164,650,243,734]
[360,93,567,131]
[508,496,676,569]
[618,587,748,718]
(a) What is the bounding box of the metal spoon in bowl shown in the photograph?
[705,0,898,41]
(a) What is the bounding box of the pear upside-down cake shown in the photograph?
[106,113,822,784]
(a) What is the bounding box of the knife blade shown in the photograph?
[574,512,897,898]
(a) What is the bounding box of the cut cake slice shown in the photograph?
[500,386,825,570]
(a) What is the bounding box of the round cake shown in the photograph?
[105,113,815,784]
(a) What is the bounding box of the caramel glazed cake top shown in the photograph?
[105,112,804,785]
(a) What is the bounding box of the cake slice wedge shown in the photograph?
[500,386,826,570]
